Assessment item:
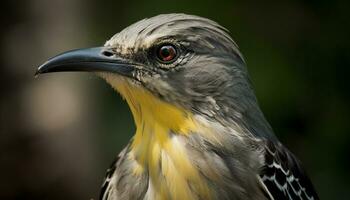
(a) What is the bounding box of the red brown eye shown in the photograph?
[157,45,177,63]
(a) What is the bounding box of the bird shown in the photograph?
[36,14,319,200]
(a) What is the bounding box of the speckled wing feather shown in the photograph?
[100,145,130,200]
[259,140,319,200]
[100,157,118,200]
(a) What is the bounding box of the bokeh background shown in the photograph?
[1,0,349,199]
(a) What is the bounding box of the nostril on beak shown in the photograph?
[101,50,114,57]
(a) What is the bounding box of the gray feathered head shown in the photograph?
[37,13,273,138]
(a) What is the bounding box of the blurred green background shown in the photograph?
[1,0,349,199]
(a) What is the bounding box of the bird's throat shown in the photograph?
[104,76,212,199]
[112,79,198,161]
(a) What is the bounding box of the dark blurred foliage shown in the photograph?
[1,0,349,199]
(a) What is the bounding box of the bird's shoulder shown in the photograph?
[258,139,319,200]
[99,145,129,200]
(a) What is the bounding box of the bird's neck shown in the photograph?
[110,79,212,199]
[116,80,198,161]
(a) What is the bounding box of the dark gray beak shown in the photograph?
[36,47,136,78]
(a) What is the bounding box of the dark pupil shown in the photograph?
[159,45,176,62]
[161,48,170,57]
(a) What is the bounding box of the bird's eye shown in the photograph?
[157,44,177,63]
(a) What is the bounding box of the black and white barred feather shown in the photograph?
[259,140,319,200]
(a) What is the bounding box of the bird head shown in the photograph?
[37,14,272,138]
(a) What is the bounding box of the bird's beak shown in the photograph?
[36,47,136,78]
